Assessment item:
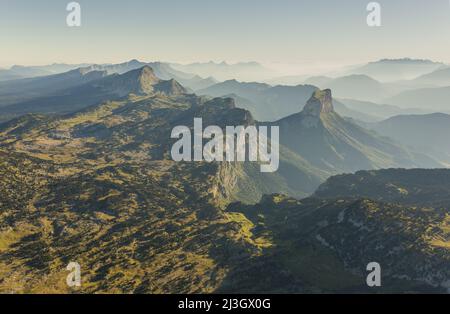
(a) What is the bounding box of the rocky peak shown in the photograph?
[94,66,188,97]
[136,65,160,83]
[119,65,161,94]
[302,89,334,116]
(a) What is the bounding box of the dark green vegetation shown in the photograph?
[225,190,450,293]
[315,168,450,208]
[0,66,448,293]
[0,92,275,293]
[0,67,321,293]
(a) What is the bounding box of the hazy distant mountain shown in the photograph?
[144,62,217,91]
[21,63,93,74]
[0,61,215,119]
[350,58,445,82]
[336,98,425,120]
[256,84,321,120]
[85,60,193,81]
[303,76,333,86]
[303,73,407,103]
[170,61,276,82]
[198,80,318,121]
[387,86,450,111]
[319,75,388,102]
[89,60,217,92]
[0,60,215,92]
[203,80,375,124]
[79,59,146,76]
[197,79,270,99]
[412,66,450,86]
[0,66,187,116]
[0,63,93,81]
[331,100,381,123]
[264,74,309,86]
[0,69,25,81]
[199,79,408,122]
[5,60,159,78]
[0,62,157,107]
[177,75,217,91]
[0,66,51,81]
[372,113,450,164]
[0,68,108,107]
[270,89,440,174]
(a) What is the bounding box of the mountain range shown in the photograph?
[197,78,432,123]
[308,74,388,102]
[197,79,319,121]
[0,67,180,119]
[296,59,450,111]
[0,64,210,121]
[268,89,439,173]
[0,61,449,293]
[5,57,450,114]
[266,59,446,86]
[0,60,216,104]
[411,67,450,87]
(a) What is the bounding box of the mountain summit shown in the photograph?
[92,65,188,97]
[126,65,161,93]
[0,66,189,117]
[302,89,334,116]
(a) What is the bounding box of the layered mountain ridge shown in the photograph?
[0,66,188,117]
[0,62,449,294]
[269,89,440,175]
[90,65,187,96]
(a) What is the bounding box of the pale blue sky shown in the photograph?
[1,0,450,72]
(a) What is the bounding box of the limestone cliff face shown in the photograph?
[300,89,334,128]
[302,89,334,117]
